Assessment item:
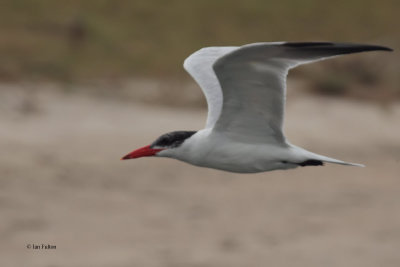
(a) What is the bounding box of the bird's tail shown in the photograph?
[290,145,365,167]
[311,153,365,167]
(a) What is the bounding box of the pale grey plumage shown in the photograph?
[127,42,392,173]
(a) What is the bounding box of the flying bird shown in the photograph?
[122,42,392,173]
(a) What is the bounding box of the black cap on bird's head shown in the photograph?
[121,131,197,160]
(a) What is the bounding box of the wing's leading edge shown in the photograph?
[183,46,238,128]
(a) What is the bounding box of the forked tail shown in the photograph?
[312,154,365,167]
[291,145,365,167]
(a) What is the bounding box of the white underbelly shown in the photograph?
[179,139,297,173]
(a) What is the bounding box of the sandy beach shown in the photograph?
[0,84,399,267]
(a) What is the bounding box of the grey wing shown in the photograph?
[212,42,392,144]
[183,46,238,128]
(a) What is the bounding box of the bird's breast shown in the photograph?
[176,131,291,173]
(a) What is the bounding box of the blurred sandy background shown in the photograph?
[0,1,399,266]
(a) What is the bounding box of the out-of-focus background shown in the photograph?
[1,1,399,266]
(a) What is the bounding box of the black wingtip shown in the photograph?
[381,46,394,52]
[283,42,393,53]
[283,42,335,47]
[364,45,393,52]
[361,44,393,52]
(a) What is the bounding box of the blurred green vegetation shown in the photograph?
[0,0,398,90]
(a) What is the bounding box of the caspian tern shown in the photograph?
[122,42,392,173]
